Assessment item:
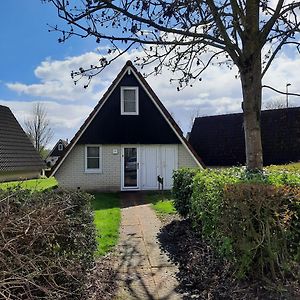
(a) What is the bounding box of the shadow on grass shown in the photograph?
[145,191,177,215]
[92,192,121,210]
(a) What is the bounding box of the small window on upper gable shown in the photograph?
[58,144,63,151]
[121,86,139,115]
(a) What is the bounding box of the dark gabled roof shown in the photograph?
[51,61,204,175]
[189,107,300,166]
[47,139,68,157]
[0,105,45,172]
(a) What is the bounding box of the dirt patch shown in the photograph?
[157,212,182,225]
[87,252,118,300]
[158,219,300,300]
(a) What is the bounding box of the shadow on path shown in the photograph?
[115,192,182,300]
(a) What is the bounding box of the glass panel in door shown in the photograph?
[124,147,138,188]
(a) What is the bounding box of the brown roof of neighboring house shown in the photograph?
[0,105,45,172]
[51,60,204,175]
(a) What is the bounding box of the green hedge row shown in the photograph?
[173,168,300,279]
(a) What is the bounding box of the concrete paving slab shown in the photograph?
[120,225,143,238]
[115,192,182,300]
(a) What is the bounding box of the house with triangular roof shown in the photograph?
[46,139,68,167]
[51,61,204,191]
[0,105,45,182]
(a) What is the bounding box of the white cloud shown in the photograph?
[6,52,109,102]
[0,100,92,148]
[263,53,300,108]
[1,48,300,149]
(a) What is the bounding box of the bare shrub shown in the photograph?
[0,189,96,299]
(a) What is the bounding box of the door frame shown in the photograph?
[121,145,140,191]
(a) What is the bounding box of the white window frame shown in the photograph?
[120,86,139,115]
[58,144,63,151]
[85,145,102,173]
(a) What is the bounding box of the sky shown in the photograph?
[0,1,299,149]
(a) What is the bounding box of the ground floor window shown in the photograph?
[85,145,102,173]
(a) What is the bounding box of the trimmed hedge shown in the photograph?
[172,168,199,217]
[222,183,300,278]
[0,189,97,299]
[173,167,300,280]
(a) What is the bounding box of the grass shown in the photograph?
[92,193,121,256]
[266,162,300,172]
[0,177,58,191]
[145,191,177,215]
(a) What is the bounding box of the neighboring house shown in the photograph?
[189,107,300,166]
[0,105,45,182]
[51,61,204,191]
[46,139,68,167]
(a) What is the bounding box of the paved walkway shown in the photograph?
[115,192,181,300]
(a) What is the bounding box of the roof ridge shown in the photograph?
[51,61,205,176]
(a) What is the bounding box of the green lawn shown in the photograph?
[145,191,177,215]
[266,162,300,172]
[92,193,121,256]
[0,177,58,191]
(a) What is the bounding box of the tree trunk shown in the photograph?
[241,61,263,170]
[240,0,263,170]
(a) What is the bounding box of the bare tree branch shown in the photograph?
[263,85,300,98]
[44,0,300,170]
[24,103,54,154]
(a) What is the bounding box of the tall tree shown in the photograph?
[25,103,54,154]
[46,0,300,170]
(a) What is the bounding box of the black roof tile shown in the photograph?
[189,107,300,166]
[0,105,45,172]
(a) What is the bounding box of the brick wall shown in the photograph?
[55,144,199,191]
[178,144,199,168]
[55,145,121,191]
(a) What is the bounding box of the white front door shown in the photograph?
[140,145,178,190]
[160,145,178,189]
[121,146,140,190]
[141,146,159,190]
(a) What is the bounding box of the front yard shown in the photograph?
[92,193,121,256]
[145,191,176,215]
[0,177,58,191]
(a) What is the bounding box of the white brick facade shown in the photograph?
[55,144,200,191]
[178,144,199,168]
[55,145,121,191]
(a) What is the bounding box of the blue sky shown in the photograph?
[1,1,299,149]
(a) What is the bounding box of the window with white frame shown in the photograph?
[58,143,63,151]
[85,145,102,172]
[121,86,139,115]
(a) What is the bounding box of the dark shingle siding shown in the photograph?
[0,105,45,172]
[189,107,300,166]
[77,68,181,145]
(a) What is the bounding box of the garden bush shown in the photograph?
[191,168,240,240]
[172,168,199,217]
[175,167,300,280]
[222,183,300,279]
[0,189,97,299]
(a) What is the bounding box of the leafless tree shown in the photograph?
[264,99,286,110]
[25,103,54,153]
[46,0,300,170]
